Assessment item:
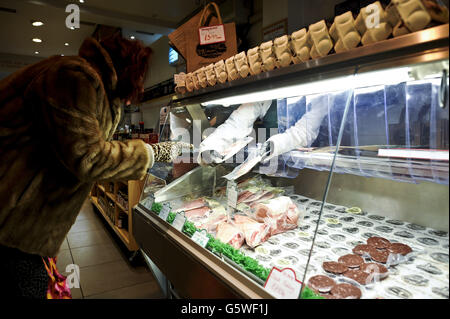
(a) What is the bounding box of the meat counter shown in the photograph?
[133,24,449,299]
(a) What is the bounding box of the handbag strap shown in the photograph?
[198,2,223,28]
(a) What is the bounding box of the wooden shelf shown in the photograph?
[105,191,116,202]
[91,196,131,247]
[116,201,128,214]
[90,179,144,251]
[119,180,128,188]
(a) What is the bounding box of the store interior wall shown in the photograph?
[288,168,449,232]
[287,0,342,32]
[0,52,42,80]
[262,0,288,28]
[144,35,177,88]
[141,96,173,130]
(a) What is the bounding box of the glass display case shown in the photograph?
[133,24,449,299]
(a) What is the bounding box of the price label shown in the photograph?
[173,73,186,85]
[191,230,210,248]
[226,180,238,209]
[172,212,187,232]
[159,203,171,221]
[143,194,154,211]
[264,267,302,299]
[199,25,226,45]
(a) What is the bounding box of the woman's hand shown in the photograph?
[150,142,193,163]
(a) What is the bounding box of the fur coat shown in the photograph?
[0,37,152,257]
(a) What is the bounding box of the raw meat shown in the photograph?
[242,190,270,204]
[234,215,271,248]
[254,196,301,235]
[185,206,211,219]
[237,190,254,204]
[216,222,245,249]
[198,206,228,233]
[177,198,207,212]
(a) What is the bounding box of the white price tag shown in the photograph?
[226,180,238,209]
[144,194,154,211]
[172,212,187,232]
[264,267,302,299]
[191,230,210,248]
[199,25,226,45]
[173,73,186,85]
[159,203,171,221]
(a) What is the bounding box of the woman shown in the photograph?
[0,34,189,298]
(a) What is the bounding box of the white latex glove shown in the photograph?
[262,97,328,163]
[197,100,273,165]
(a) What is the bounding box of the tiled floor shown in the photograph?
[57,199,164,299]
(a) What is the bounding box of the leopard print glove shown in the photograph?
[150,142,194,163]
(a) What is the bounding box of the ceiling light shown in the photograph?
[31,21,44,27]
[61,54,64,56]
[32,38,42,43]
[79,0,85,3]
[64,43,69,46]
[130,35,135,40]
[35,51,39,54]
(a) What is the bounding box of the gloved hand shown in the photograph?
[261,138,279,163]
[198,150,223,166]
[149,142,193,163]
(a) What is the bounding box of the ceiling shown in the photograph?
[0,0,202,58]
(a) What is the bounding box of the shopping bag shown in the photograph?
[168,5,219,61]
[42,257,72,299]
[185,2,237,73]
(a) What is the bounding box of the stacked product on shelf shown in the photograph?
[90,180,144,251]
[174,0,449,94]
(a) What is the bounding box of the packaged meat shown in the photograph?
[241,190,271,204]
[185,206,211,219]
[223,145,268,181]
[216,222,245,249]
[198,206,228,233]
[234,215,271,248]
[176,198,207,212]
[218,137,253,162]
[253,196,303,235]
[237,190,255,204]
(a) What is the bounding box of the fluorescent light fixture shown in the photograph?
[32,38,42,43]
[201,67,412,106]
[31,21,44,27]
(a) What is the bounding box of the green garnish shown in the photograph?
[151,202,162,214]
[167,212,176,224]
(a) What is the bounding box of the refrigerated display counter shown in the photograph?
[133,24,449,299]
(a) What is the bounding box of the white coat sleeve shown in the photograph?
[267,96,328,158]
[198,100,273,154]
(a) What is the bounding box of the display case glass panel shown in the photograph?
[136,41,448,299]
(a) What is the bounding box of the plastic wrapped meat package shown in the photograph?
[174,197,227,231]
[199,206,228,233]
[253,196,304,236]
[234,215,271,248]
[172,176,304,250]
[216,222,245,249]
